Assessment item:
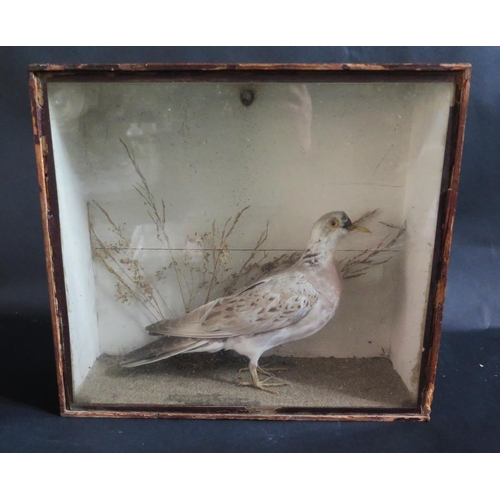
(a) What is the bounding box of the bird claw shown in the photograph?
[260,378,292,387]
[239,379,291,394]
[239,364,288,379]
[239,381,279,394]
[239,362,292,394]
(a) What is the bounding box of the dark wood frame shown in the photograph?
[29,63,471,421]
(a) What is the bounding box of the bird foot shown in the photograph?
[239,364,288,379]
[239,362,291,394]
[239,377,291,395]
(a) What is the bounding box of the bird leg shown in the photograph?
[239,362,291,394]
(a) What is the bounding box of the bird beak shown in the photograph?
[348,224,371,233]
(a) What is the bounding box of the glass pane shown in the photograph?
[47,79,454,409]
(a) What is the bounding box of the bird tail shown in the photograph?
[120,337,209,368]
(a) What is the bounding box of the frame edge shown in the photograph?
[29,71,69,415]
[421,67,472,417]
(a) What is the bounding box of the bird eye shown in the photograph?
[330,220,338,227]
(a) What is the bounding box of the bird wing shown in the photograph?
[146,270,319,339]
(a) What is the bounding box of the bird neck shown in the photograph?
[298,235,341,269]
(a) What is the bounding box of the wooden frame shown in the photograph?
[29,63,471,421]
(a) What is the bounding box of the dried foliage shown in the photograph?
[89,141,270,319]
[179,206,270,307]
[340,210,406,280]
[89,142,406,320]
[351,208,379,226]
[88,203,171,322]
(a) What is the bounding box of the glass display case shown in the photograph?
[30,63,470,420]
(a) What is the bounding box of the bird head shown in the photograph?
[311,211,370,246]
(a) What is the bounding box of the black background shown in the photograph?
[1,47,499,452]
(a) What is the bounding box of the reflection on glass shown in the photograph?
[47,81,454,409]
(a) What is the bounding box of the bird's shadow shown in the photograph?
[107,350,243,384]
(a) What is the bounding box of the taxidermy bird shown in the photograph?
[120,211,370,393]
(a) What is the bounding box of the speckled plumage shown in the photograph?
[121,211,369,393]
